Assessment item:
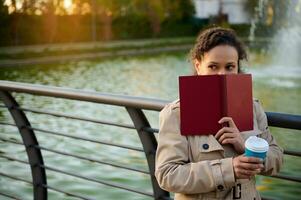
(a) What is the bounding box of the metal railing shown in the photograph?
[0,80,300,200]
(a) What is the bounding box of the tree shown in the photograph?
[128,0,195,37]
[94,0,122,40]
[0,0,8,15]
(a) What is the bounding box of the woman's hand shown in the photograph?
[215,117,245,154]
[233,155,264,179]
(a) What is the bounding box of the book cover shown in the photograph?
[179,74,253,135]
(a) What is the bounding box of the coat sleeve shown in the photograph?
[155,104,236,194]
[254,100,284,176]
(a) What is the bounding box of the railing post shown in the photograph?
[0,91,47,200]
[126,107,170,200]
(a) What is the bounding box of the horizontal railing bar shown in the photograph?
[1,140,300,195]
[0,170,94,200]
[0,121,17,127]
[267,112,301,130]
[2,133,300,162]
[18,106,136,130]
[0,191,22,200]
[284,149,301,157]
[0,172,32,185]
[0,155,151,198]
[271,174,301,182]
[0,139,147,174]
[1,131,299,159]
[262,197,275,200]
[41,184,95,200]
[0,131,147,176]
[0,137,23,145]
[0,155,29,165]
[1,81,300,124]
[30,126,144,152]
[40,164,154,197]
[0,119,159,141]
[0,82,300,130]
[34,145,149,174]
[0,81,168,111]
[162,197,173,200]
[0,104,135,130]
[142,127,159,133]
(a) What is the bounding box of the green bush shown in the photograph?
[230,24,251,37]
[112,14,152,39]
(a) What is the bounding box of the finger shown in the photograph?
[221,138,237,145]
[215,128,224,139]
[219,133,236,143]
[235,168,254,177]
[239,156,263,164]
[235,166,262,178]
[215,127,236,139]
[237,174,252,179]
[218,117,238,129]
[240,169,254,176]
[234,169,252,179]
[247,168,262,175]
[218,117,232,125]
[237,162,264,171]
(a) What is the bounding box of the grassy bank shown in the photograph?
[0,37,272,67]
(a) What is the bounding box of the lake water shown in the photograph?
[0,52,300,200]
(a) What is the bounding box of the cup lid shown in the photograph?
[245,136,269,152]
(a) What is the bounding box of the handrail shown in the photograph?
[0,80,300,130]
[266,112,301,130]
[0,80,168,111]
[0,80,300,200]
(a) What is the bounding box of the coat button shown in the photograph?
[217,185,224,191]
[202,143,209,150]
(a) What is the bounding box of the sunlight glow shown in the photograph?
[4,0,24,14]
[4,0,15,14]
[4,0,11,6]
[64,0,73,10]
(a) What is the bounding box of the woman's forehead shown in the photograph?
[203,45,238,63]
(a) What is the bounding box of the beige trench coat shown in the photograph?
[155,99,283,200]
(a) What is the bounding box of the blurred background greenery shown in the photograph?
[0,0,294,46]
[0,0,300,200]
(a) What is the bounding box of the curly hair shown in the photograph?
[189,27,247,73]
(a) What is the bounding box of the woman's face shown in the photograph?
[194,45,239,75]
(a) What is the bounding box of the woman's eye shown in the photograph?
[208,65,217,70]
[226,65,235,71]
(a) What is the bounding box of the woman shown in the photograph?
[155,27,283,200]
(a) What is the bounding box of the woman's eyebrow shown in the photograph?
[208,61,219,64]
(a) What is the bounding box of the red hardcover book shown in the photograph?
[179,74,253,135]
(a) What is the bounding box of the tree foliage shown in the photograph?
[0,0,199,46]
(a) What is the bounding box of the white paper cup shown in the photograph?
[244,136,269,159]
